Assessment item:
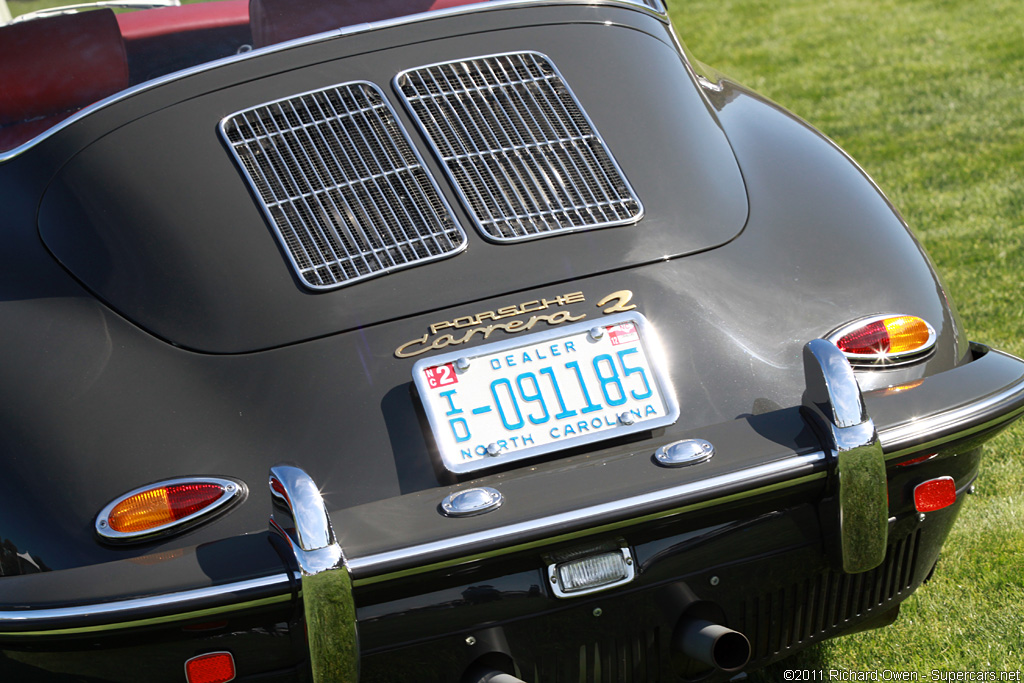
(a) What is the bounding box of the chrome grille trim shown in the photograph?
[396,52,643,242]
[220,81,466,290]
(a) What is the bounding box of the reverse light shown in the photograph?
[185,652,236,683]
[914,476,957,513]
[827,314,936,366]
[548,547,636,598]
[96,477,246,543]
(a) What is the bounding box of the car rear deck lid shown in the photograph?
[37,11,747,352]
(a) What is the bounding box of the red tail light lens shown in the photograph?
[185,652,236,683]
[108,484,223,533]
[914,476,957,513]
[828,314,936,366]
[96,477,245,543]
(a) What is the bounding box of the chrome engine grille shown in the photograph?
[396,52,643,242]
[221,82,465,290]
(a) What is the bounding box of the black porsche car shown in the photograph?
[1,0,1022,681]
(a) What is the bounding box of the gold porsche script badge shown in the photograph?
[394,290,637,358]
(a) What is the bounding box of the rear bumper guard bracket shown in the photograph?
[269,464,359,683]
[802,339,888,573]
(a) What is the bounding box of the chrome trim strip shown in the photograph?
[350,348,1024,581]
[0,455,822,635]
[345,451,826,577]
[0,573,294,636]
[0,0,667,164]
[878,365,1024,458]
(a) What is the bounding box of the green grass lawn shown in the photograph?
[4,0,209,17]
[667,0,1024,673]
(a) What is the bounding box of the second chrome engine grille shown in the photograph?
[396,52,643,242]
[220,82,466,290]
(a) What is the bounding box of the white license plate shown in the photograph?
[413,313,679,474]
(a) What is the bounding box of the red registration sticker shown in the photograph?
[608,323,639,346]
[424,363,458,389]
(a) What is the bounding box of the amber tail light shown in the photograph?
[827,314,936,366]
[96,477,246,543]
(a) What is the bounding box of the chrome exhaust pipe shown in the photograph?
[674,618,751,673]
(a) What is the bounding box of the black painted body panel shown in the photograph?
[38,7,747,353]
[1,58,964,572]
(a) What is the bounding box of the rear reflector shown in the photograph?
[96,477,245,543]
[914,476,957,512]
[896,453,938,468]
[827,314,936,366]
[185,652,236,683]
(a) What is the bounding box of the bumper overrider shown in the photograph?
[2,341,1023,681]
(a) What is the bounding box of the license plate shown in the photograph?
[413,313,679,474]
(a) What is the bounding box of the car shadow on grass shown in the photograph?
[748,642,830,682]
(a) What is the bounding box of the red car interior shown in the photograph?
[0,0,486,152]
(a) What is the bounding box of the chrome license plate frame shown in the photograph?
[412,312,679,475]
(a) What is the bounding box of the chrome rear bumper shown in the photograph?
[2,342,1022,650]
